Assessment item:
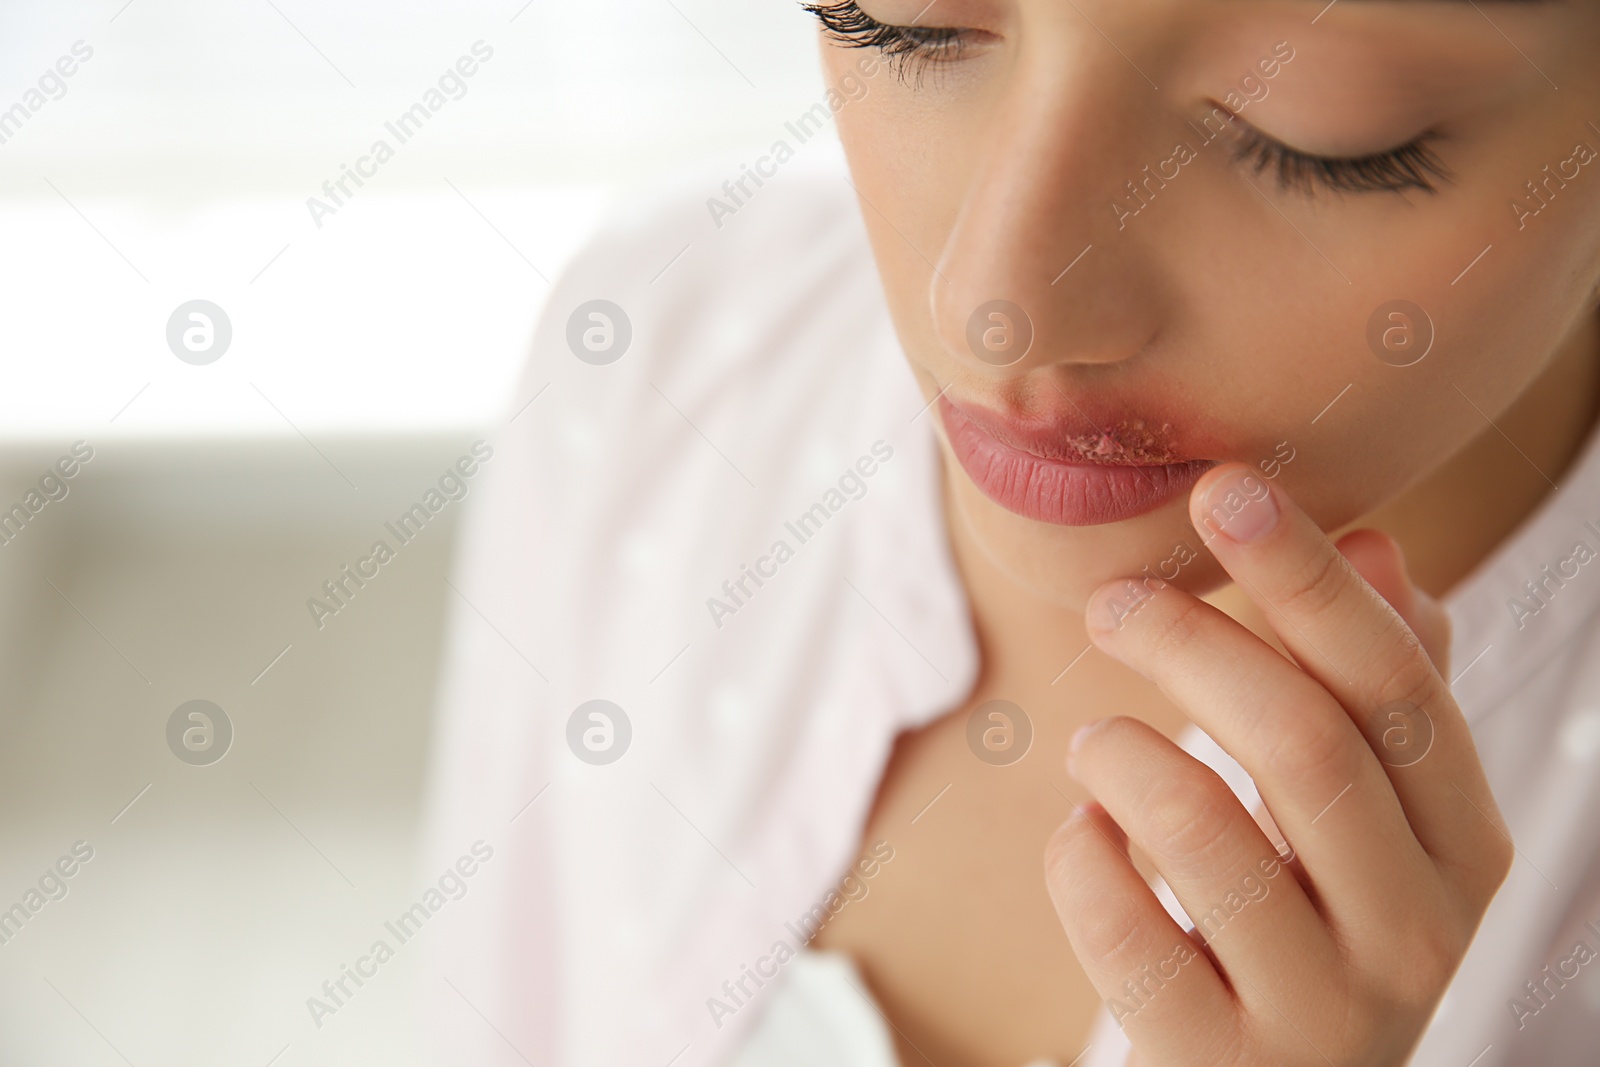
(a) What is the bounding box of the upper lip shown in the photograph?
[939,393,1206,467]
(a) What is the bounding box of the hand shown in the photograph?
[1043,463,1514,1067]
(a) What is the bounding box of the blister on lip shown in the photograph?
[940,395,1203,468]
[1059,420,1184,466]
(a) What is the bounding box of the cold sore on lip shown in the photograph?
[937,395,1217,526]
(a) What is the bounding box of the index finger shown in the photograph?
[1188,464,1505,883]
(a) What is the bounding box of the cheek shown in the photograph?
[836,120,941,380]
[831,68,995,377]
[1171,120,1598,526]
[823,32,1600,603]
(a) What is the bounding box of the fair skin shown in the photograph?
[805,0,1600,1064]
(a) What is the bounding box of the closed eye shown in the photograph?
[1227,115,1452,196]
[805,0,1455,198]
[801,0,974,82]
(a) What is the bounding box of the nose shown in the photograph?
[929,34,1172,377]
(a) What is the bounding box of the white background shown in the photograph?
[0,0,827,438]
[0,2,833,1064]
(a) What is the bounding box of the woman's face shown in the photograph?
[817,0,1600,608]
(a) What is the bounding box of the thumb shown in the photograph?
[1335,528,1452,679]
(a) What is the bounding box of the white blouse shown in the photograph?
[418,143,1600,1067]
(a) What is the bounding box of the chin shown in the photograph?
[943,458,1233,611]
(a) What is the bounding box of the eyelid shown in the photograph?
[852,0,984,31]
[804,0,961,39]
[1224,111,1426,166]
[803,0,986,79]
[1221,109,1452,195]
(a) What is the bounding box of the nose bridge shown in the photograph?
[929,36,1167,376]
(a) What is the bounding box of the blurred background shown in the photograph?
[0,2,827,1063]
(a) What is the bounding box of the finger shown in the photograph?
[1334,529,1451,677]
[1085,577,1438,933]
[1187,464,1503,890]
[1068,716,1339,1003]
[1044,800,1235,1061]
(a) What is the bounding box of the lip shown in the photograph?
[938,396,1216,526]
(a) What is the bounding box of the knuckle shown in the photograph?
[1257,712,1360,789]
[1368,636,1443,711]
[1490,832,1516,886]
[1228,670,1309,739]
[1134,772,1239,864]
[1044,817,1099,890]
[1456,818,1516,900]
[1385,920,1465,1005]
[1135,593,1211,664]
[1328,1016,1383,1066]
[1044,813,1130,910]
[1075,898,1151,967]
[1308,1006,1371,1065]
[1271,542,1349,619]
[1411,928,1465,994]
[1348,888,1470,1011]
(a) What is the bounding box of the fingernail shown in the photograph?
[1066,722,1096,778]
[1198,466,1279,544]
[1085,577,1163,634]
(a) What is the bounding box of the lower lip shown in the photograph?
[938,398,1214,527]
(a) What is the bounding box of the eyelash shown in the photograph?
[802,0,1454,197]
[1230,120,1452,196]
[800,1,968,82]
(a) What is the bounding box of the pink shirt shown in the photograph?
[419,147,1600,1066]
